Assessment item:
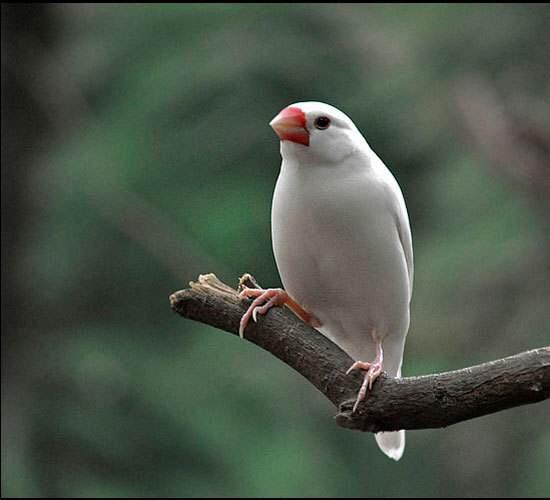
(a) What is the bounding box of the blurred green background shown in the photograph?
[2,3,549,497]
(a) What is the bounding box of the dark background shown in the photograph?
[2,4,549,497]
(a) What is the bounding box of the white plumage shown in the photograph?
[241,102,413,461]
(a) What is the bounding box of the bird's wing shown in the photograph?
[385,178,414,301]
[395,205,414,300]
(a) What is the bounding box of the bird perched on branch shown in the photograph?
[239,102,414,461]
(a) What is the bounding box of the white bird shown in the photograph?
[239,102,413,461]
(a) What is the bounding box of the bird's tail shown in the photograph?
[374,430,405,461]
[373,336,407,461]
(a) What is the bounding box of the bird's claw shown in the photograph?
[346,359,384,412]
[238,286,321,339]
[238,287,287,339]
[346,360,371,376]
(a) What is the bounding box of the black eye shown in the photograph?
[314,116,331,130]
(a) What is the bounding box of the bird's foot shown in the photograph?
[238,287,320,339]
[346,359,384,412]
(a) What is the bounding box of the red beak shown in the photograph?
[269,106,309,146]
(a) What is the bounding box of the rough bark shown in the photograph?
[169,273,550,433]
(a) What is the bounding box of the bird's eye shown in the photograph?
[314,116,331,130]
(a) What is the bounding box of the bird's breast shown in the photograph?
[271,161,410,361]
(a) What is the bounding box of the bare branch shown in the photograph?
[169,273,550,433]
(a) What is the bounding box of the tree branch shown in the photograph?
[169,273,550,433]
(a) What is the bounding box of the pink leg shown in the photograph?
[346,335,384,412]
[238,287,321,339]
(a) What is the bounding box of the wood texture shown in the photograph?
[169,273,550,433]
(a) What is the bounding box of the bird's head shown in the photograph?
[269,101,366,164]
